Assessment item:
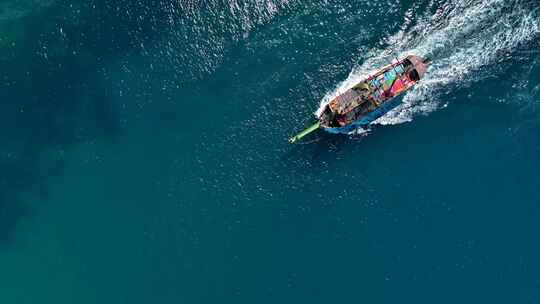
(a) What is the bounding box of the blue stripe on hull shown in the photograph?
[322,95,404,134]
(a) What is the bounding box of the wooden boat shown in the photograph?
[290,55,430,143]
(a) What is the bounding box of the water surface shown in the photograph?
[1,0,540,303]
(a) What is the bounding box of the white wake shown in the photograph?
[318,0,540,130]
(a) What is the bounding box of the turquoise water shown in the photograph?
[1,0,540,302]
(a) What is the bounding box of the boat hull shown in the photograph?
[322,94,404,134]
[288,55,430,143]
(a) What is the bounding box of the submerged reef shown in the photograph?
[0,0,118,246]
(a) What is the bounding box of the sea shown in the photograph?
[1,0,540,303]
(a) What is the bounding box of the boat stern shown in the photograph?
[406,55,431,79]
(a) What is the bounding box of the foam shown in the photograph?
[318,0,540,132]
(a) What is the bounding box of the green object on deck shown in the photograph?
[289,122,320,143]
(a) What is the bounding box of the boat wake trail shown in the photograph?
[318,0,540,131]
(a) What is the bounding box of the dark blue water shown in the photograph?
[1,0,540,302]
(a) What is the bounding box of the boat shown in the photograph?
[289,54,430,143]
